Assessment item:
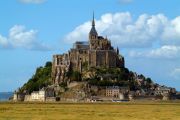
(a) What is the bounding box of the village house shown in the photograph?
[154,86,173,95]
[31,89,46,101]
[30,87,55,102]
[106,86,120,98]
[14,86,55,102]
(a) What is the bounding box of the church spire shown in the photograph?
[89,12,98,40]
[92,11,95,26]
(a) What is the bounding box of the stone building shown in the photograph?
[154,86,172,96]
[106,86,120,98]
[23,87,55,102]
[52,14,125,85]
[31,91,43,101]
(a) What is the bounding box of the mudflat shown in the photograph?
[0,101,179,120]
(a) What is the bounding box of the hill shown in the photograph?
[19,62,52,93]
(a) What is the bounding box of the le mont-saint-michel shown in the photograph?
[13,14,178,102]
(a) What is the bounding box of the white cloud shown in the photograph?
[0,25,50,51]
[19,0,46,4]
[171,68,180,80]
[9,25,37,48]
[162,16,180,45]
[64,12,180,48]
[0,35,9,48]
[148,46,180,59]
[129,45,180,59]
[64,22,90,44]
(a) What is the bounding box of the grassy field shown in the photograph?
[0,101,180,120]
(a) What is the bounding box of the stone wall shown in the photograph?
[24,95,31,101]
[52,54,70,84]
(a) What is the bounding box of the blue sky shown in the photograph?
[0,0,180,92]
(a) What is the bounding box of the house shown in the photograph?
[31,90,45,101]
[26,86,55,102]
[154,86,171,95]
[31,91,41,101]
[106,86,120,98]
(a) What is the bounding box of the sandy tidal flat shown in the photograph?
[0,102,180,120]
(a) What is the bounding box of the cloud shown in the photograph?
[64,12,180,48]
[64,22,91,44]
[0,25,51,51]
[0,35,9,49]
[9,25,37,48]
[171,68,180,80]
[162,16,180,45]
[129,45,180,59]
[18,0,46,4]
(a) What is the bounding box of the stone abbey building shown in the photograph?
[52,15,125,85]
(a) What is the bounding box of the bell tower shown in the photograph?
[89,12,98,41]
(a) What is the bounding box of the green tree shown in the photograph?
[19,61,52,93]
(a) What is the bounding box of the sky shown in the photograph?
[0,0,180,92]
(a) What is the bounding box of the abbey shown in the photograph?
[52,14,125,85]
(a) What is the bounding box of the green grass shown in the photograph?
[0,101,180,120]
